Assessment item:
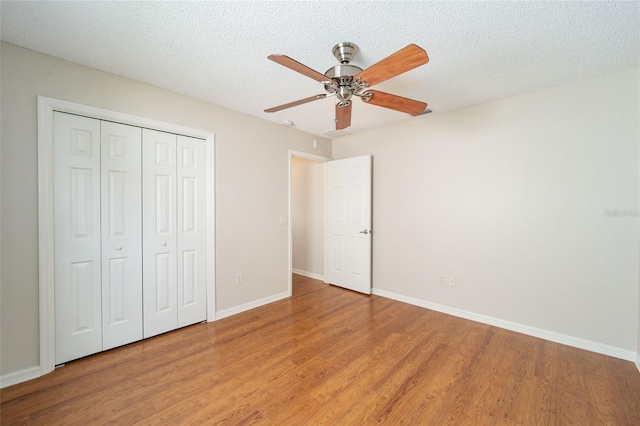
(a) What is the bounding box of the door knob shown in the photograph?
[161,242,167,246]
[116,245,123,250]
[359,230,369,235]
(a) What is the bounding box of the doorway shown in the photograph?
[287,150,331,294]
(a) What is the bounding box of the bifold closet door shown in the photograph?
[54,112,143,364]
[143,129,178,338]
[54,112,103,365]
[100,121,143,350]
[143,129,207,338]
[176,135,207,327]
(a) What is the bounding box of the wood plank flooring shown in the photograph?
[2,274,640,425]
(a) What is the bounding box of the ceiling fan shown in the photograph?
[265,42,430,130]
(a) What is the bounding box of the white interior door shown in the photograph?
[47,102,214,370]
[100,121,143,350]
[176,135,207,327]
[325,155,372,294]
[143,129,178,338]
[53,112,103,364]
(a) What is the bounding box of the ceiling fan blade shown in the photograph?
[355,44,429,87]
[335,102,352,130]
[362,90,428,115]
[268,54,329,83]
[264,94,327,113]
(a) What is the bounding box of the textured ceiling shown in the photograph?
[2,1,639,137]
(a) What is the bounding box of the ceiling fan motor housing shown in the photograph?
[324,64,362,79]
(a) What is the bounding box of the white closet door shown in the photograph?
[176,135,207,327]
[101,121,143,350]
[143,129,178,338]
[54,112,103,364]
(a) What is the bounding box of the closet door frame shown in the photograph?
[37,96,216,376]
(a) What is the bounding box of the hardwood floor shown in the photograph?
[2,274,640,425]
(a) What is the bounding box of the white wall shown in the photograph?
[291,157,325,277]
[0,42,331,376]
[334,68,640,356]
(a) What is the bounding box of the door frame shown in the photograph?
[287,150,331,294]
[37,96,216,376]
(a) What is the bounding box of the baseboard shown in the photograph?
[214,291,290,321]
[372,288,636,362]
[292,268,325,281]
[0,366,41,389]
[635,353,640,374]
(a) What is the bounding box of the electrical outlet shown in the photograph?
[235,274,243,285]
[448,275,456,287]
[438,275,446,285]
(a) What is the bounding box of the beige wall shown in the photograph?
[291,157,325,277]
[2,41,639,378]
[334,68,640,353]
[0,42,331,376]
